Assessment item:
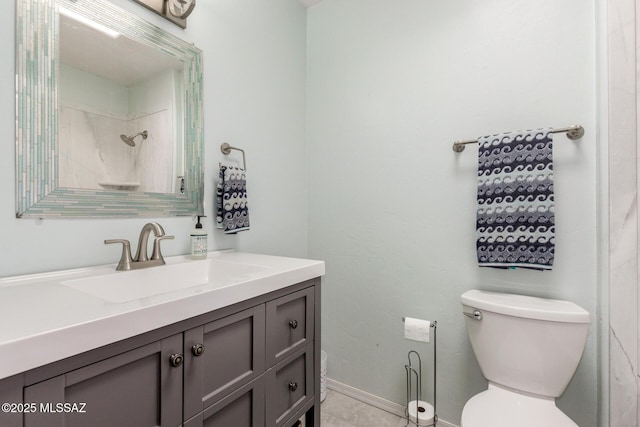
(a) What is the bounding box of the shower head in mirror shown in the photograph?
[120,130,148,147]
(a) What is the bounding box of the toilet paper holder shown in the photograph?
[402,318,438,426]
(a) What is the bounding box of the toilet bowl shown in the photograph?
[461,383,577,427]
[460,290,590,427]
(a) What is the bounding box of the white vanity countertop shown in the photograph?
[0,251,325,380]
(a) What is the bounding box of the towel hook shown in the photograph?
[220,143,247,170]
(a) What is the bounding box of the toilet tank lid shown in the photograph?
[461,290,590,323]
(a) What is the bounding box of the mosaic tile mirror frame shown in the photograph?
[16,0,204,217]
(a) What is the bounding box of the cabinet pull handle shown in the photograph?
[289,320,298,329]
[170,353,184,367]
[192,343,205,357]
[288,382,298,392]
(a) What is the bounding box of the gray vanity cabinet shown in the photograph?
[184,286,316,427]
[0,278,321,427]
[23,334,183,427]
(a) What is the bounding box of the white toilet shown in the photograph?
[460,289,590,427]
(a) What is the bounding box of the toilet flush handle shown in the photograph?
[464,310,483,321]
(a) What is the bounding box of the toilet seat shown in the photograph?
[461,384,578,427]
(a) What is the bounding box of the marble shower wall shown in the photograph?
[608,0,639,425]
[58,107,173,192]
[58,64,177,193]
[127,69,179,193]
[58,106,130,189]
[128,109,174,193]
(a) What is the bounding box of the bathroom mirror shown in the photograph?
[16,0,204,217]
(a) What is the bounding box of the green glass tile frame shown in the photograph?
[16,0,204,218]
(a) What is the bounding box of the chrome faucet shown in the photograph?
[105,222,175,271]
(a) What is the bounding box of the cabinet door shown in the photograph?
[266,287,314,367]
[24,334,182,427]
[266,345,314,427]
[184,376,265,427]
[184,305,266,420]
[0,375,23,427]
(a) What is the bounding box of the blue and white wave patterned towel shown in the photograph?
[476,128,554,270]
[216,165,250,234]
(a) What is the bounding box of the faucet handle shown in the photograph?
[151,235,174,263]
[105,239,134,271]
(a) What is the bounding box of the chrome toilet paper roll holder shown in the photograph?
[402,318,438,426]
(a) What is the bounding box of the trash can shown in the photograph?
[320,350,327,402]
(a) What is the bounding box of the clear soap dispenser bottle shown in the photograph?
[190,216,207,259]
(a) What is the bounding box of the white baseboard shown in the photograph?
[326,378,458,427]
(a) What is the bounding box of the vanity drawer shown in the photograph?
[184,305,266,420]
[266,287,314,367]
[184,376,265,427]
[266,345,314,427]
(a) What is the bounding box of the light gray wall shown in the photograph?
[0,0,309,277]
[1,1,606,425]
[307,1,598,425]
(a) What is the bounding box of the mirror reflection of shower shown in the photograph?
[120,130,148,147]
[123,130,149,182]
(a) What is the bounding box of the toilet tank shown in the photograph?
[461,290,590,398]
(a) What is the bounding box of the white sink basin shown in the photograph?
[62,258,268,303]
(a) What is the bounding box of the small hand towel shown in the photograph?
[404,317,431,343]
[476,128,555,270]
[216,165,250,234]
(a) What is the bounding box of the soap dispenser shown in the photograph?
[190,216,207,259]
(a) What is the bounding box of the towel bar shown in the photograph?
[220,143,247,170]
[452,124,584,153]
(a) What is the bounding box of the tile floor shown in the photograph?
[321,389,408,427]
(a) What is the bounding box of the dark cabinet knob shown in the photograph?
[192,343,205,357]
[288,382,298,392]
[170,353,184,367]
[289,320,298,329]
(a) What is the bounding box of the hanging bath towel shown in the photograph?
[216,165,250,234]
[476,128,554,270]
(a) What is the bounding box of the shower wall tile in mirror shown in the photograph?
[15,0,203,218]
[58,66,181,193]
